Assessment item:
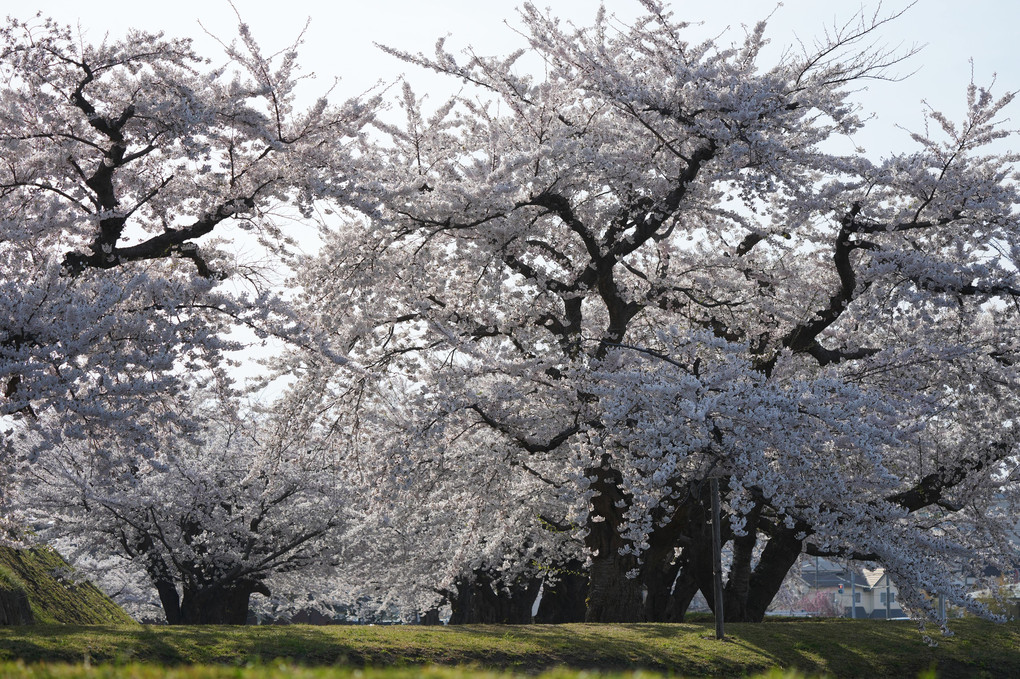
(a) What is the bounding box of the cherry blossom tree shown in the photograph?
[0,12,375,515]
[19,390,347,624]
[287,0,1020,625]
[264,351,582,623]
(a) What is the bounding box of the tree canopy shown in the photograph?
[284,0,1020,625]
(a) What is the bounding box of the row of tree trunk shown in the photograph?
[440,564,589,625]
[442,480,807,625]
[139,477,804,625]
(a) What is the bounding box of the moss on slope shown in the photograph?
[0,547,134,625]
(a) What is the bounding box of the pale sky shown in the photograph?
[14,1,1020,155]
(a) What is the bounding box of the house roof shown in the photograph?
[798,558,905,592]
[861,568,888,589]
[809,572,853,589]
[799,561,894,591]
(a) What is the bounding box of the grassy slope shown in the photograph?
[0,619,1015,678]
[0,547,135,625]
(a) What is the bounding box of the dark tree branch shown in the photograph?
[886,439,1014,513]
[782,202,866,354]
[469,403,578,454]
[608,141,718,262]
[734,232,766,256]
[805,341,881,366]
[61,183,271,277]
[525,191,600,260]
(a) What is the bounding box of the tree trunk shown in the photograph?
[646,537,717,623]
[535,561,588,623]
[175,580,270,625]
[581,463,808,624]
[154,578,183,625]
[144,554,183,625]
[637,496,711,623]
[649,482,742,623]
[416,608,442,625]
[741,526,804,622]
[722,503,762,622]
[448,569,540,624]
[701,518,803,622]
[584,458,646,622]
[585,549,646,622]
[668,568,704,621]
[640,555,682,622]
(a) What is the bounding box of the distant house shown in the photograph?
[791,558,904,619]
[842,568,905,619]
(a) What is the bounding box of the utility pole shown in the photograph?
[885,573,892,619]
[710,476,724,640]
[850,570,856,619]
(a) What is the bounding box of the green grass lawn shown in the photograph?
[0,619,1015,678]
[0,666,820,679]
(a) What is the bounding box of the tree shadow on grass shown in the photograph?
[0,625,367,667]
[711,620,1019,679]
[0,620,1015,678]
[446,623,769,675]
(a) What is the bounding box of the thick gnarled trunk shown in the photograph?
[583,475,807,624]
[448,569,540,624]
[585,550,646,622]
[158,579,269,625]
[721,503,762,622]
[415,608,443,625]
[584,459,645,622]
[740,526,804,622]
[154,578,182,624]
[535,560,588,623]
